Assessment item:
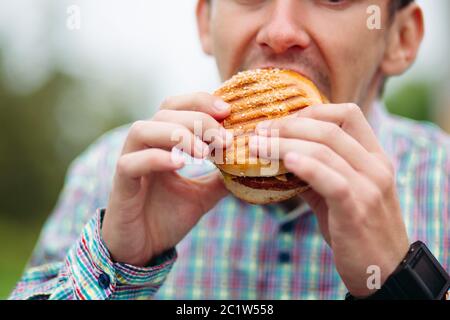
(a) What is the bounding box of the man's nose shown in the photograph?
[256,0,311,54]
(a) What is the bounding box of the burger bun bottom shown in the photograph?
[221,173,310,205]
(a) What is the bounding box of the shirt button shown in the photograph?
[280,221,295,233]
[98,273,111,289]
[278,251,291,264]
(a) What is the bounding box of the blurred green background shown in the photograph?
[1,0,449,299]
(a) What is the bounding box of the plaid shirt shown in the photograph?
[9,102,450,300]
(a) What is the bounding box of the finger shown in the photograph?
[152,109,233,147]
[160,92,231,120]
[186,170,229,214]
[301,188,328,217]
[249,136,357,181]
[256,116,393,191]
[256,116,375,174]
[116,148,185,179]
[277,103,382,154]
[190,170,229,197]
[301,189,331,245]
[283,153,353,206]
[123,120,209,159]
[112,148,184,198]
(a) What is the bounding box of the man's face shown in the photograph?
[202,0,394,109]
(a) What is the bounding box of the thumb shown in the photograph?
[300,189,331,245]
[190,169,229,209]
[300,189,326,214]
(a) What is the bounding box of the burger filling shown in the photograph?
[222,171,308,191]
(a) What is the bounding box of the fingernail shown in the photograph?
[195,139,209,158]
[258,136,268,149]
[249,136,258,153]
[250,136,268,154]
[223,130,234,148]
[256,120,273,133]
[257,128,269,137]
[221,128,233,141]
[214,100,230,112]
[284,152,300,166]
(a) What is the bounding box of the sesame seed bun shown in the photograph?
[211,68,327,204]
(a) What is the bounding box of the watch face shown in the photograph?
[413,251,447,297]
[409,242,450,299]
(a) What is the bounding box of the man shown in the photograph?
[9,0,450,300]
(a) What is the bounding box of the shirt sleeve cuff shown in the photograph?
[65,209,177,300]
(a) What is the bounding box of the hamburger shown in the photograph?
[211,68,327,205]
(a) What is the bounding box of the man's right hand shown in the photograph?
[102,93,232,267]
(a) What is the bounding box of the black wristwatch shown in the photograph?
[346,241,450,300]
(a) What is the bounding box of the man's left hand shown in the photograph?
[250,103,409,298]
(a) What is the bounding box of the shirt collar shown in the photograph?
[280,201,310,223]
[368,100,390,138]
